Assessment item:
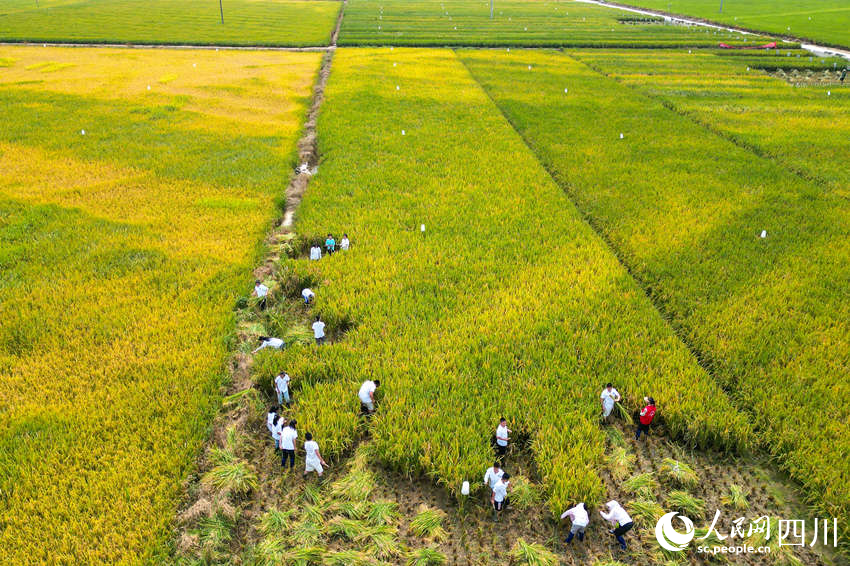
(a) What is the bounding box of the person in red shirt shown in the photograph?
[635,397,656,441]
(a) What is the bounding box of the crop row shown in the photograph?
[458,48,849,551]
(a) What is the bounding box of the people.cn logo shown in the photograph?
[655,512,696,552]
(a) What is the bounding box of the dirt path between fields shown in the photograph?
[575,0,850,61]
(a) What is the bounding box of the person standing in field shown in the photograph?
[600,500,633,551]
[303,432,328,478]
[495,417,511,461]
[358,379,380,414]
[483,461,504,493]
[310,245,322,261]
[560,502,590,544]
[302,287,315,306]
[600,383,621,424]
[253,336,284,354]
[274,371,291,407]
[340,234,350,251]
[266,406,279,444]
[280,419,298,471]
[635,397,656,441]
[491,472,511,520]
[325,233,336,254]
[312,316,326,346]
[253,279,269,310]
[271,414,284,450]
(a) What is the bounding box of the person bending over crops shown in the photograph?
[266,406,279,437]
[495,418,511,461]
[560,502,589,544]
[274,371,291,407]
[600,500,633,551]
[358,379,380,414]
[325,233,336,254]
[600,383,621,424]
[253,279,269,310]
[491,473,511,520]
[310,245,322,261]
[483,461,504,492]
[635,397,656,441]
[253,336,284,354]
[340,233,350,251]
[280,420,298,470]
[302,287,315,306]
[303,432,328,478]
[312,316,326,346]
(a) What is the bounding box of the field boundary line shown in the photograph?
[0,41,333,51]
[576,0,850,56]
[455,49,752,435]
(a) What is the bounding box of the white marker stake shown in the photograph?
[401,130,405,135]
[420,224,426,237]
[619,133,624,139]
[461,481,470,496]
[528,65,532,70]
[564,88,568,93]
[828,91,831,96]
[393,62,397,67]
[760,230,767,238]
[81,130,86,135]
[396,85,399,90]
[147,85,151,90]
[193,63,197,68]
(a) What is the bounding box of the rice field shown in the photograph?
[618,0,850,49]
[458,47,850,551]
[0,46,321,564]
[338,0,770,46]
[268,47,750,517]
[0,0,341,46]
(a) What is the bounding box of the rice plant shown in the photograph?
[622,472,659,498]
[366,530,403,560]
[289,520,323,547]
[327,516,369,541]
[606,427,627,448]
[322,549,375,566]
[406,547,447,566]
[259,509,295,537]
[721,484,749,511]
[627,499,665,527]
[659,458,699,488]
[665,491,706,518]
[607,447,636,480]
[509,538,560,566]
[409,507,448,542]
[367,501,400,526]
[508,475,541,510]
[202,460,258,497]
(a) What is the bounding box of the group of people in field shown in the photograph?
[250,230,660,551]
[481,388,656,551]
[309,232,350,261]
[251,236,353,351]
[264,376,379,478]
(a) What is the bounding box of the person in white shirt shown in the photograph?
[302,288,315,306]
[358,379,380,414]
[600,500,634,551]
[312,316,326,346]
[561,502,590,544]
[274,372,291,406]
[303,432,327,478]
[483,461,504,492]
[271,414,284,450]
[279,420,298,470]
[253,336,284,354]
[253,279,269,310]
[340,234,350,251]
[309,245,322,261]
[600,383,621,424]
[495,418,511,461]
[266,406,279,445]
[490,473,511,519]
